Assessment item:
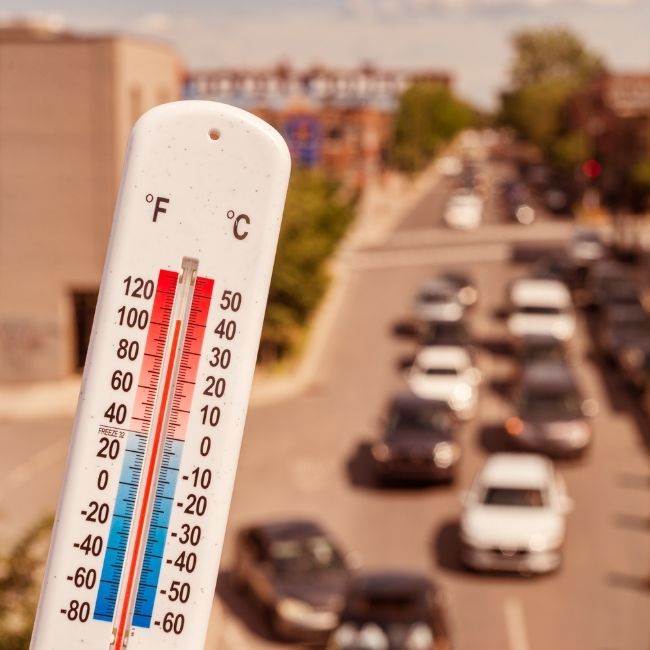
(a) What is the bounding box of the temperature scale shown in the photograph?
[30,101,290,649]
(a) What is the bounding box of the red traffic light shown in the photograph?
[582,159,602,179]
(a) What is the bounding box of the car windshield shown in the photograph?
[419,292,450,304]
[482,486,546,507]
[347,591,427,623]
[518,305,563,315]
[520,390,582,420]
[389,405,450,433]
[521,345,564,363]
[417,366,458,376]
[269,536,345,574]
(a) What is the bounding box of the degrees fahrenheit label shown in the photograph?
[30,101,290,650]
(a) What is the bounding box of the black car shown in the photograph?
[327,571,452,650]
[418,320,472,349]
[585,260,640,310]
[232,520,352,642]
[597,303,650,362]
[513,335,568,381]
[371,394,461,484]
[506,361,595,458]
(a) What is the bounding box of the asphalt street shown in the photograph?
[1,155,648,650]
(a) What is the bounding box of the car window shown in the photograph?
[481,486,546,507]
[388,406,450,433]
[520,390,582,420]
[268,535,345,574]
[419,366,458,376]
[518,305,563,315]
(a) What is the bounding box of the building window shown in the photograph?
[72,291,98,370]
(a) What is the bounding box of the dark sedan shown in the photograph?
[232,520,353,642]
[597,303,650,362]
[585,260,640,310]
[327,571,453,650]
[505,361,596,458]
[371,394,461,484]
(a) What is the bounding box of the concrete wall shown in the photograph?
[0,34,180,382]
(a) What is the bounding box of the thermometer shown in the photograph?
[30,101,290,649]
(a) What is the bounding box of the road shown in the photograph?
[1,153,648,650]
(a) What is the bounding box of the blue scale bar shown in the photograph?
[94,432,147,622]
[132,437,184,628]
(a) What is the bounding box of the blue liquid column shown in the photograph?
[94,432,147,621]
[132,438,184,628]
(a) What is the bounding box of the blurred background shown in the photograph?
[0,2,649,649]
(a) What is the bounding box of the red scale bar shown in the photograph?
[167,276,214,442]
[130,270,178,434]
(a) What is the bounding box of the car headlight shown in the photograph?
[276,598,317,624]
[331,623,389,650]
[405,623,435,650]
[433,441,459,468]
[450,383,472,408]
[528,533,561,553]
[371,443,391,462]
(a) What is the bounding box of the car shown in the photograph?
[407,346,481,420]
[413,280,464,324]
[459,453,573,575]
[438,271,478,308]
[512,335,568,382]
[585,260,640,310]
[617,338,650,391]
[505,361,596,458]
[327,571,453,650]
[597,303,650,361]
[568,229,607,267]
[443,190,483,230]
[232,520,352,642]
[507,278,576,342]
[418,320,472,349]
[370,394,461,484]
[502,180,536,225]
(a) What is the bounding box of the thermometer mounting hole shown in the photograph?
[208,128,221,141]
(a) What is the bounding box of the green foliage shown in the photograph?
[632,159,650,190]
[0,518,52,650]
[499,26,604,162]
[549,130,594,171]
[260,170,355,361]
[390,82,475,172]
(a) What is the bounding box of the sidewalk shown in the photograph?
[0,162,443,423]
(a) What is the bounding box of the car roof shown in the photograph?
[389,391,453,413]
[510,278,571,307]
[479,453,553,488]
[521,361,576,391]
[248,519,325,542]
[350,571,435,596]
[414,346,471,367]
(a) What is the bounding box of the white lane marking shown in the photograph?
[0,436,68,503]
[504,597,531,650]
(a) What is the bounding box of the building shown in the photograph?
[186,64,451,184]
[570,72,650,205]
[0,23,182,382]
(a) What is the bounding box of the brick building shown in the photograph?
[186,64,451,185]
[0,23,181,381]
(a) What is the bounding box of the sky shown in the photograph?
[2,0,650,107]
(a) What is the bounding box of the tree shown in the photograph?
[390,82,475,172]
[260,170,355,361]
[499,27,604,163]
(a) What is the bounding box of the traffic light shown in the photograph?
[582,159,602,180]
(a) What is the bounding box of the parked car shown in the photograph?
[568,229,607,267]
[232,520,353,642]
[444,190,483,230]
[459,453,573,575]
[505,361,596,458]
[585,260,640,310]
[507,278,576,343]
[438,271,478,308]
[418,320,472,350]
[597,303,650,362]
[512,335,568,382]
[407,346,481,420]
[371,394,461,484]
[618,338,650,391]
[327,571,453,650]
[502,180,536,225]
[414,279,464,325]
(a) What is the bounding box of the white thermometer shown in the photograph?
[30,101,290,649]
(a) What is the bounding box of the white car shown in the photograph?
[459,453,572,574]
[444,190,483,230]
[413,279,464,324]
[507,278,576,342]
[407,346,480,420]
[569,229,606,266]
